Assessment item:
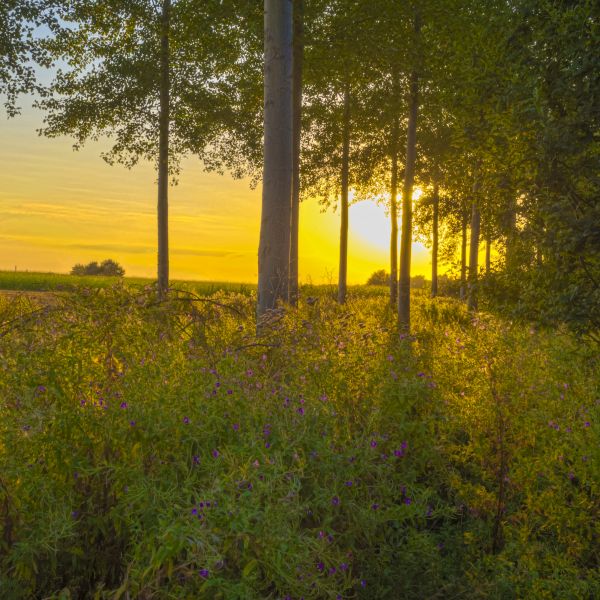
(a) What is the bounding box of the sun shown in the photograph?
[349,199,390,251]
[348,188,424,251]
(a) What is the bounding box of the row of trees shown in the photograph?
[2,0,598,334]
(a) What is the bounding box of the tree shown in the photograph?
[0,1,57,116]
[70,259,125,276]
[289,0,304,305]
[257,0,293,317]
[39,0,245,299]
[397,8,421,329]
[366,269,389,286]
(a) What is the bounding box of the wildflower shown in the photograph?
[265,442,271,449]
[339,562,348,571]
[360,580,367,588]
[393,449,404,457]
[371,503,379,511]
[199,568,209,578]
[191,508,198,516]
[120,402,128,409]
[227,389,233,395]
[212,450,220,458]
[297,407,305,416]
[404,497,412,505]
[232,423,240,431]
[193,455,200,465]
[345,480,353,486]
[332,496,340,506]
[584,421,591,428]
[183,416,190,424]
[329,567,337,575]
[316,561,325,572]
[129,420,136,427]
[370,440,377,448]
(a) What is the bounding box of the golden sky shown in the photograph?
[0,102,432,284]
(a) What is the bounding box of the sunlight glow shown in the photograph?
[412,187,423,201]
[349,200,390,251]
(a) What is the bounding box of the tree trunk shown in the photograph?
[389,114,399,306]
[431,176,439,298]
[397,70,419,328]
[459,209,467,300]
[258,0,293,317]
[338,83,350,304]
[485,234,491,275]
[157,0,170,300]
[467,177,481,311]
[289,0,303,306]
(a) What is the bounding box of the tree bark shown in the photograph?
[289,0,303,306]
[338,83,350,305]
[398,69,419,328]
[258,0,293,317]
[459,208,467,300]
[485,233,491,275]
[389,114,399,306]
[157,0,170,300]
[467,177,481,311]
[431,175,439,298]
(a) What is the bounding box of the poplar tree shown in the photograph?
[257,0,294,316]
[38,0,242,298]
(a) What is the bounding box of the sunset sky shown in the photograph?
[0,99,432,284]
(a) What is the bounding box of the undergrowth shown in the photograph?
[0,286,597,599]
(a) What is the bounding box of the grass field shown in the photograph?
[0,283,598,599]
[0,270,255,295]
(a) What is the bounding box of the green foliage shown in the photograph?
[0,286,597,598]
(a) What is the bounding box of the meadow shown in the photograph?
[0,282,597,599]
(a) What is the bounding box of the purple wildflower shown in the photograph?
[199,568,209,578]
[183,416,190,424]
[212,449,220,458]
[332,496,340,506]
[120,402,128,409]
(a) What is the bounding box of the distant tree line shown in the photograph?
[2,0,598,336]
[70,260,125,277]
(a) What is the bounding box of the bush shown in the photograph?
[71,259,125,277]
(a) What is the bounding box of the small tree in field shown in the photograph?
[366,270,389,286]
[71,260,125,277]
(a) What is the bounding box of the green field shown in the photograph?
[0,270,255,295]
[0,285,597,599]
